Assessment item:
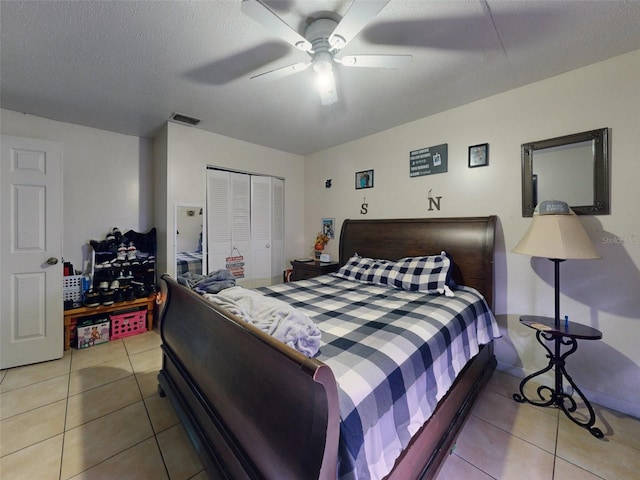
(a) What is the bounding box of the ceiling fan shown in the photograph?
[241,0,412,105]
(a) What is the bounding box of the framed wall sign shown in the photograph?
[468,143,489,168]
[355,169,374,189]
[409,144,448,177]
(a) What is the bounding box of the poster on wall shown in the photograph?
[322,218,335,238]
[409,144,448,177]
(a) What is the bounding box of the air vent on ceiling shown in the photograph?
[169,112,201,127]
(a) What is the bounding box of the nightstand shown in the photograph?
[513,315,603,438]
[290,260,339,281]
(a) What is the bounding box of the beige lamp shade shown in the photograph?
[513,206,601,260]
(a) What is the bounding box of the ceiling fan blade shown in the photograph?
[241,0,312,52]
[329,0,390,50]
[337,54,412,68]
[250,62,310,81]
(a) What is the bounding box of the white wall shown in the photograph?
[0,110,154,272]
[158,122,305,279]
[304,49,640,418]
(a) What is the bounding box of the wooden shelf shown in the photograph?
[63,295,156,350]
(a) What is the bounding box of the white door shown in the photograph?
[1,136,63,369]
[250,176,272,287]
[230,172,251,285]
[206,169,232,273]
[271,178,284,284]
[206,170,252,282]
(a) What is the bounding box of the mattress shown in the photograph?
[257,274,500,480]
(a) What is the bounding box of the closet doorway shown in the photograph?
[174,204,203,276]
[206,168,283,288]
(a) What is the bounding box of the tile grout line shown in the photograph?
[550,407,560,480]
[59,348,74,480]
[125,335,174,479]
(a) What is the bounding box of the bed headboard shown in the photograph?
[339,216,497,310]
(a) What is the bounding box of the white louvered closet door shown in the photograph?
[206,170,252,277]
[206,169,231,273]
[230,173,251,285]
[250,176,272,287]
[206,169,283,286]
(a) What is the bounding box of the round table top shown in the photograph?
[520,315,602,340]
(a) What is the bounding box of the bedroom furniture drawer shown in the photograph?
[291,260,339,281]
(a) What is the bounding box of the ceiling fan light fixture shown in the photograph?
[242,0,408,107]
[312,50,334,73]
[316,70,337,106]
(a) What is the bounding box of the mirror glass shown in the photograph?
[521,128,609,217]
[175,204,203,276]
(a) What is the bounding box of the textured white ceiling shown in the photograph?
[2,0,640,156]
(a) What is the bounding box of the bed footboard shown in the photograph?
[158,275,340,479]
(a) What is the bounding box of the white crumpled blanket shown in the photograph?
[203,286,321,357]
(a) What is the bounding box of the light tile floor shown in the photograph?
[1,330,639,479]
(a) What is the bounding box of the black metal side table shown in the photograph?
[513,315,604,438]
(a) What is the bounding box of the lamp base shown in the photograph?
[513,325,603,438]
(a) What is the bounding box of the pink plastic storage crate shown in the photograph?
[110,309,147,340]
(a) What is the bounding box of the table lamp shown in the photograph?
[513,200,600,328]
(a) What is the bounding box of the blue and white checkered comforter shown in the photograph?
[257,274,500,480]
[176,251,202,275]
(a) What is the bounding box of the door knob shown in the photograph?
[46,257,59,265]
[266,244,270,248]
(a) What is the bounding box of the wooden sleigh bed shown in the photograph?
[158,216,498,480]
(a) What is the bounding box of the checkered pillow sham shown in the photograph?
[333,252,453,294]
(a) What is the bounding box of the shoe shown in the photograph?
[124,286,136,302]
[90,239,107,253]
[114,288,125,303]
[126,242,137,261]
[112,227,122,242]
[105,235,118,254]
[117,271,129,288]
[117,244,127,262]
[133,282,147,298]
[100,289,114,306]
[83,290,100,307]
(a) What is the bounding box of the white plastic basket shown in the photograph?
[63,275,83,302]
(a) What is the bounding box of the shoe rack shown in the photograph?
[63,295,157,351]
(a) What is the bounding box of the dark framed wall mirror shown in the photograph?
[521,128,609,217]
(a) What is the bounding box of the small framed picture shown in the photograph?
[355,169,374,189]
[468,143,489,168]
[321,218,335,239]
